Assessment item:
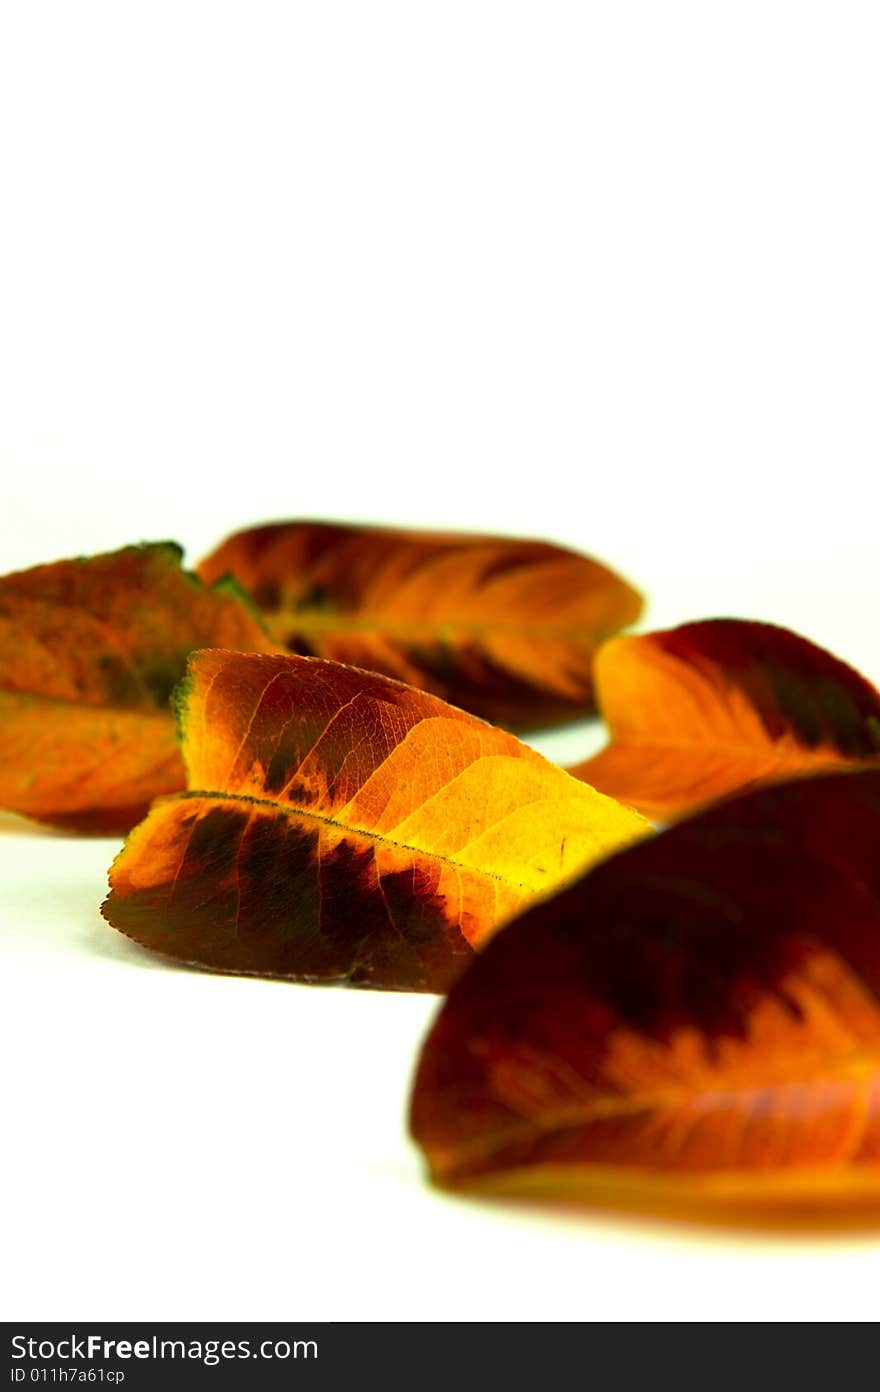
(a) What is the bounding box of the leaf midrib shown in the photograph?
[177,787,539,892]
[434,1046,880,1170]
[0,686,173,717]
[268,609,616,644]
[593,732,864,763]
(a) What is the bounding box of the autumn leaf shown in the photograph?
[410,770,880,1211]
[570,619,880,820]
[198,520,643,731]
[102,651,649,991]
[0,543,278,832]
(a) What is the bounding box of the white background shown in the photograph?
[2,1,880,1322]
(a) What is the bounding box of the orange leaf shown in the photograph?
[410,770,880,1211]
[198,521,643,730]
[0,543,278,832]
[570,620,880,820]
[102,651,649,991]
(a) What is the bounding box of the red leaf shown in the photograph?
[411,771,880,1210]
[571,620,880,819]
[199,520,643,730]
[102,650,648,990]
[0,543,278,831]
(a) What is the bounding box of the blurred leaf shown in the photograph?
[199,520,643,730]
[571,619,880,819]
[411,771,880,1211]
[0,543,278,831]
